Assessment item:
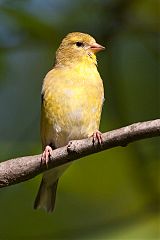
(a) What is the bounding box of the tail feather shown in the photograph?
[34,178,58,213]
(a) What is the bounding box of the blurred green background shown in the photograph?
[0,0,159,239]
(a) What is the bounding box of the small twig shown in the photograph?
[0,119,159,188]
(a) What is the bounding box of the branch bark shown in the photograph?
[0,119,159,188]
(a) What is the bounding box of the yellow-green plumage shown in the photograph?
[34,32,105,212]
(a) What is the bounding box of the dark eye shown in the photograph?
[76,42,84,47]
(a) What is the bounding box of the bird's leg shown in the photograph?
[41,145,53,166]
[92,130,103,145]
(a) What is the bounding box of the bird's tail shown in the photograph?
[34,178,58,213]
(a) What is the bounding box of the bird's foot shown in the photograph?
[41,145,53,166]
[92,130,103,145]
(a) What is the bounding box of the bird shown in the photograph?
[34,32,105,213]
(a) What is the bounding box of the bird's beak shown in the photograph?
[90,42,105,53]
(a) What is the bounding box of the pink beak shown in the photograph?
[90,42,105,53]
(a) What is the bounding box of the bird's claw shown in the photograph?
[92,130,103,145]
[41,145,53,166]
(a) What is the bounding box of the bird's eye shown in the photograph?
[76,42,84,47]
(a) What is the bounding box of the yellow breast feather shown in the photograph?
[41,61,104,147]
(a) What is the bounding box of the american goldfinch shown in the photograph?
[34,32,105,212]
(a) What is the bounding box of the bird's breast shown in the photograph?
[42,66,104,147]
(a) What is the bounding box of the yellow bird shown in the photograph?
[34,32,105,212]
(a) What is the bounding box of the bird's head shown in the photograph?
[55,32,105,66]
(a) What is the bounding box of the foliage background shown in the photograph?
[0,0,159,239]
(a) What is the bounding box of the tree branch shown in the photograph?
[0,119,159,188]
